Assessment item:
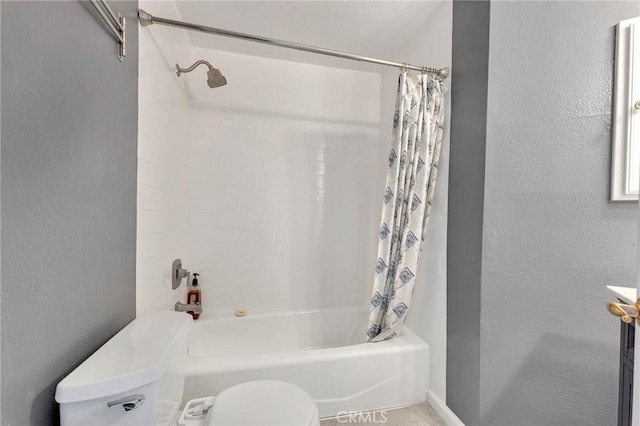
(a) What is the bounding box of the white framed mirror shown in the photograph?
[612,17,640,201]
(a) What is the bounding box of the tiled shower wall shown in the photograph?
[137,1,192,315]
[137,6,386,317]
[186,48,384,315]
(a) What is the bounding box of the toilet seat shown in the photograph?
[178,380,319,426]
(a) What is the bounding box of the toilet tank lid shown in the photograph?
[55,311,193,404]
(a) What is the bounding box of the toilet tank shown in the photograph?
[55,311,193,426]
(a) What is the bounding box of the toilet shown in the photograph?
[54,311,319,426]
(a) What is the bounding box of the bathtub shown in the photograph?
[183,306,429,418]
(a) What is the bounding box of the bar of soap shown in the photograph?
[235,310,247,317]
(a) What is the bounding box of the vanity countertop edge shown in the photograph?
[608,285,636,305]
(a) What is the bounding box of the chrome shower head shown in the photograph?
[176,60,227,88]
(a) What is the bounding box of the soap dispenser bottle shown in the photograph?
[187,273,201,320]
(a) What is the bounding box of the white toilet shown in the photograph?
[55,311,319,426]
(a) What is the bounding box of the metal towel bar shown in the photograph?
[91,0,126,61]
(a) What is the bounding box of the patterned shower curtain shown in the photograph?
[367,70,446,342]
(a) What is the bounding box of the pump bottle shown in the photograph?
[187,273,201,320]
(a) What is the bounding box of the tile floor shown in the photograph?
[320,402,446,426]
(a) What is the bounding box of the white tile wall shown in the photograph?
[186,48,384,315]
[137,0,193,315]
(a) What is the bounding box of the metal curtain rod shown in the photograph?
[138,9,449,80]
[91,0,126,61]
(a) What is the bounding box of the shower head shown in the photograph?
[176,60,227,88]
[206,67,227,88]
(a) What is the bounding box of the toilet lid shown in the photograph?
[206,380,318,426]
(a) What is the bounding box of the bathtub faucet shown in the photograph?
[175,301,202,314]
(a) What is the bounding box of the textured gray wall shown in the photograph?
[1,2,138,425]
[447,1,490,424]
[480,2,639,425]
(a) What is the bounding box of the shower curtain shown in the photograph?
[367,70,446,342]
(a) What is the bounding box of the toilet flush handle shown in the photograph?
[106,394,145,412]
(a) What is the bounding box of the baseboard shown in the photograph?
[427,390,465,426]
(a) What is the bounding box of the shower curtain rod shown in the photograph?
[138,9,449,80]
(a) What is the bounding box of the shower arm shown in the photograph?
[176,60,214,77]
[138,9,449,80]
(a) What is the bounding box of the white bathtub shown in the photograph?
[183,307,429,418]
